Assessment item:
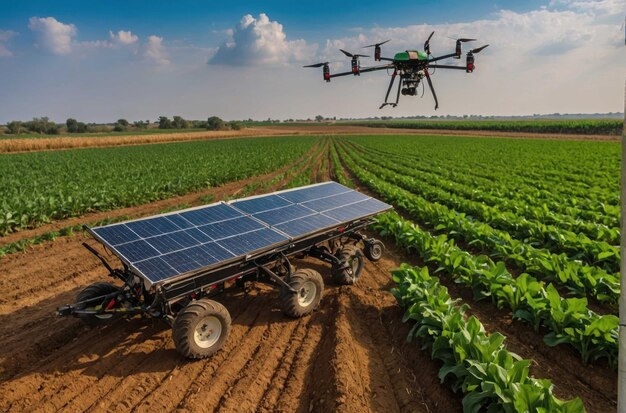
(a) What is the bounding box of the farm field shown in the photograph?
[0,132,619,412]
[348,118,624,135]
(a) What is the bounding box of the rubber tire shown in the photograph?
[75,282,119,327]
[332,246,364,285]
[173,298,231,359]
[364,239,384,262]
[279,269,324,318]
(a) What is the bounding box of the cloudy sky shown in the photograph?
[0,0,624,123]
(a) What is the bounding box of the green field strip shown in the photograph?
[336,143,620,307]
[344,135,620,212]
[349,118,622,135]
[344,140,620,242]
[376,212,617,369]
[391,263,585,411]
[344,142,620,273]
[0,136,319,236]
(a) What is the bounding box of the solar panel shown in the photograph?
[89,181,391,285]
[275,213,339,238]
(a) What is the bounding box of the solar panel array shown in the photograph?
[90,182,390,284]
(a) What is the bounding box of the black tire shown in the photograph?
[332,246,364,285]
[172,298,231,359]
[75,282,119,327]
[364,239,384,262]
[279,269,324,318]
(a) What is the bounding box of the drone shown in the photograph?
[304,32,488,109]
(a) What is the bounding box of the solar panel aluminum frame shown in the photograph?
[85,182,391,293]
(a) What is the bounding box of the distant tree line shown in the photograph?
[1,115,250,135]
[158,115,242,131]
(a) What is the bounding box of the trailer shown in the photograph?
[58,181,392,358]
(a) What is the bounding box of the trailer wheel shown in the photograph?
[364,239,384,262]
[279,269,324,318]
[332,246,364,285]
[173,299,231,359]
[75,282,119,327]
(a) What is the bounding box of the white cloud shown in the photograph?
[109,30,138,45]
[28,17,76,55]
[144,35,170,66]
[550,0,624,15]
[209,13,317,66]
[0,30,17,57]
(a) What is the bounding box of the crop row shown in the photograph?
[349,118,623,135]
[375,212,618,368]
[329,141,353,188]
[347,135,620,219]
[345,143,620,273]
[348,141,620,236]
[337,143,620,306]
[392,264,585,412]
[0,136,317,235]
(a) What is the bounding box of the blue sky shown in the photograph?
[0,0,624,122]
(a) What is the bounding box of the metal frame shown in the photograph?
[58,215,381,321]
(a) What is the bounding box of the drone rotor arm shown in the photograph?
[424,71,439,110]
[428,64,467,70]
[427,52,458,63]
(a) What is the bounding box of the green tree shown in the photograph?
[315,115,324,122]
[158,116,172,129]
[113,119,129,132]
[25,117,59,134]
[207,116,226,131]
[6,121,23,134]
[172,115,189,129]
[66,118,87,133]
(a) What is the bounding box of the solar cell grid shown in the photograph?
[179,203,242,226]
[197,216,265,241]
[90,182,391,285]
[231,194,292,214]
[275,213,339,238]
[278,181,351,203]
[125,216,181,238]
[217,228,287,256]
[302,190,370,212]
[252,204,315,226]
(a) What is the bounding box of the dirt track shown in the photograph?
[0,140,617,412]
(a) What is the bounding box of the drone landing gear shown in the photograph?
[379,70,401,109]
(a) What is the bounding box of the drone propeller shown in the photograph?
[363,39,390,48]
[470,44,489,54]
[303,62,329,68]
[340,49,369,58]
[303,62,332,82]
[454,38,477,58]
[362,40,389,61]
[424,31,435,55]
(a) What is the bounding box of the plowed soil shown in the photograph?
[0,141,616,412]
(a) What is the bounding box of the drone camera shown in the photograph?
[323,64,331,82]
